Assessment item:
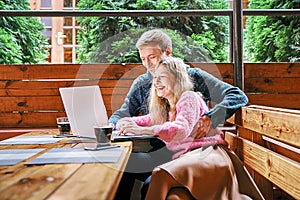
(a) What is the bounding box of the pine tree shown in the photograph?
[245,0,300,62]
[76,0,229,63]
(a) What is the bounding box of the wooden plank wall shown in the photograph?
[244,63,300,109]
[0,63,299,129]
[0,64,145,128]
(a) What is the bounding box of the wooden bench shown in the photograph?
[225,105,300,200]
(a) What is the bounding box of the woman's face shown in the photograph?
[153,65,175,101]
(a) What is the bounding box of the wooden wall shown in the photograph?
[0,64,144,128]
[244,63,300,109]
[0,63,299,128]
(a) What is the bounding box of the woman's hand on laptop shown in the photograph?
[119,125,154,136]
[116,117,155,136]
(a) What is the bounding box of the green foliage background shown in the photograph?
[1,0,299,64]
[76,0,229,63]
[245,0,300,62]
[0,0,49,64]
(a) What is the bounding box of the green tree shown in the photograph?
[245,0,300,62]
[76,0,229,63]
[0,0,49,64]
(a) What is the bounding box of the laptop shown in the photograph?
[59,85,109,139]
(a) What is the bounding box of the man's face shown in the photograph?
[139,45,166,75]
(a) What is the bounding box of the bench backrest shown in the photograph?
[225,105,300,200]
[0,63,233,128]
[1,63,299,128]
[244,63,300,109]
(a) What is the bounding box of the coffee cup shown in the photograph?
[56,117,71,135]
[94,125,113,145]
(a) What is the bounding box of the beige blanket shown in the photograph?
[146,145,264,200]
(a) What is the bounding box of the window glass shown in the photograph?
[75,47,79,61]
[64,47,73,63]
[41,0,51,7]
[41,17,52,26]
[64,0,72,8]
[64,17,72,26]
[64,29,73,44]
[42,28,52,43]
[46,47,51,63]
[75,18,79,26]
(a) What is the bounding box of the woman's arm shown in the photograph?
[116,114,155,135]
[116,92,207,141]
[153,91,206,143]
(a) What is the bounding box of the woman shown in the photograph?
[116,57,226,159]
[116,57,228,199]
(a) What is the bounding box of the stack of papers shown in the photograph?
[0,149,44,166]
[0,135,63,145]
[26,147,123,165]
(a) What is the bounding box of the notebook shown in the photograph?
[59,85,109,139]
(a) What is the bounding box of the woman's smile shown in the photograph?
[153,66,175,100]
[155,85,165,96]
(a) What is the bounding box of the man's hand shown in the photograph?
[190,115,211,139]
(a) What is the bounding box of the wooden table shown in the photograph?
[0,130,132,200]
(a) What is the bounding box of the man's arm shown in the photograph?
[109,73,152,128]
[190,68,248,128]
[109,95,132,128]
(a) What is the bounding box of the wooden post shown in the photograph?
[233,0,244,90]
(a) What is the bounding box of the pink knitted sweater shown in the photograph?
[129,91,227,159]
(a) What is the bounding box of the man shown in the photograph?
[110,29,248,200]
[110,28,248,136]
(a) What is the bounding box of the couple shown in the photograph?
[109,29,263,200]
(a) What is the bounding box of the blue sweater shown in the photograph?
[109,66,248,128]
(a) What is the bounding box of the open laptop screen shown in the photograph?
[59,85,109,138]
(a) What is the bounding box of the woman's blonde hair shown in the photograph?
[149,57,194,124]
